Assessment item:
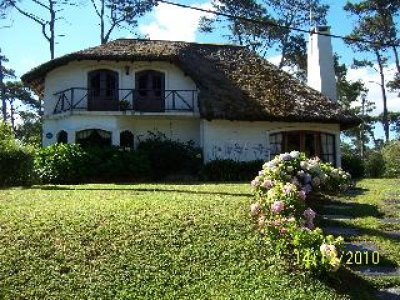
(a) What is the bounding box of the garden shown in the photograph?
[1,121,400,299]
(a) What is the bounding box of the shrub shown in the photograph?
[34,143,87,184]
[250,152,350,273]
[381,141,400,178]
[0,147,35,187]
[34,144,151,184]
[364,150,385,178]
[137,132,202,180]
[341,153,365,179]
[84,147,151,181]
[200,159,263,181]
[0,122,35,187]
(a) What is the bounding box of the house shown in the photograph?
[22,26,359,166]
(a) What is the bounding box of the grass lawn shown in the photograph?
[0,181,397,299]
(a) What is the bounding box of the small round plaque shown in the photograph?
[46,132,53,139]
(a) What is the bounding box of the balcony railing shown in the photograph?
[53,88,197,114]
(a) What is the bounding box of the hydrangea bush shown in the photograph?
[250,151,351,273]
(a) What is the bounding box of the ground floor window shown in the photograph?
[120,130,134,149]
[269,131,336,165]
[76,129,112,147]
[57,130,68,144]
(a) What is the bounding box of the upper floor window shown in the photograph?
[135,70,165,112]
[269,131,336,165]
[88,69,119,111]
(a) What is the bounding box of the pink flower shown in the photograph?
[270,219,281,227]
[305,220,315,230]
[258,215,266,228]
[290,177,300,187]
[251,179,261,187]
[298,190,306,201]
[303,208,316,221]
[271,201,285,214]
[279,227,287,235]
[250,203,261,217]
[262,179,274,189]
[283,184,292,195]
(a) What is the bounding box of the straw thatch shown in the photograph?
[21,39,360,129]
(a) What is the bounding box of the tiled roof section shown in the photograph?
[21,39,360,129]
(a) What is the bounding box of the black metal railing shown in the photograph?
[53,88,197,114]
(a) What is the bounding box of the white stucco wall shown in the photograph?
[201,120,341,166]
[43,115,200,148]
[44,116,341,166]
[44,60,199,116]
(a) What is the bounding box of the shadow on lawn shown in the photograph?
[320,268,378,300]
[37,185,253,197]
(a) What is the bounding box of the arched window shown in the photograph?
[76,129,112,147]
[269,131,336,165]
[120,130,134,149]
[88,69,119,111]
[57,130,68,144]
[135,70,165,112]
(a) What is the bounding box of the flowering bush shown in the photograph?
[250,151,350,273]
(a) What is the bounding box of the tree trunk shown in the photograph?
[0,60,5,122]
[10,99,16,133]
[376,50,389,142]
[392,46,400,74]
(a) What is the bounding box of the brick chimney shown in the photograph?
[307,26,337,102]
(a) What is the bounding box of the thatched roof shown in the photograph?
[22,39,360,129]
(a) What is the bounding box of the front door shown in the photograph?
[88,70,119,111]
[135,70,165,112]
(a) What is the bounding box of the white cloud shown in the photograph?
[139,2,213,42]
[347,64,399,115]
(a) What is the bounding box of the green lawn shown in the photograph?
[0,181,397,299]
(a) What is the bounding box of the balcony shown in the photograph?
[53,88,197,114]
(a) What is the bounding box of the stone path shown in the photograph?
[322,214,353,221]
[343,242,378,252]
[322,204,353,210]
[375,287,400,300]
[380,218,400,225]
[322,194,400,299]
[322,226,359,236]
[350,266,400,277]
[385,231,400,240]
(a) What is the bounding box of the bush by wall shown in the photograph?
[200,159,263,182]
[34,144,151,184]
[137,132,202,180]
[382,141,400,178]
[0,122,35,187]
[34,143,88,184]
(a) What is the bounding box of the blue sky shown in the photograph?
[1,0,398,140]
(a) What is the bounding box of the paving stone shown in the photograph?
[375,287,400,300]
[322,204,353,210]
[322,215,353,221]
[351,266,400,277]
[385,199,400,206]
[343,242,378,252]
[385,231,400,239]
[322,226,359,236]
[380,218,400,225]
